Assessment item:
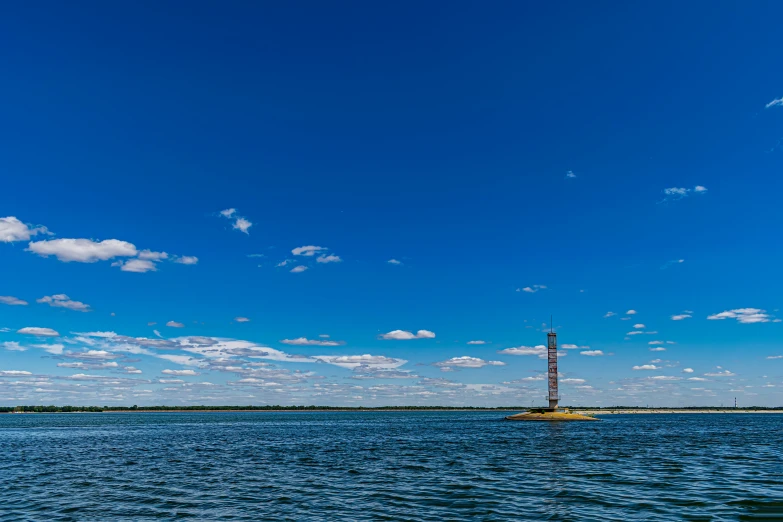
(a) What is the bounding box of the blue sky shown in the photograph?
[1,2,782,407]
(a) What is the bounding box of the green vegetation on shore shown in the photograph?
[2,405,782,413]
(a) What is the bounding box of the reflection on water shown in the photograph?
[1,412,782,521]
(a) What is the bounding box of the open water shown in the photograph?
[1,411,782,521]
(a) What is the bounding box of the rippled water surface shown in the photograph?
[2,412,783,520]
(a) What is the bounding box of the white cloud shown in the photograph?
[435,356,505,368]
[497,345,546,356]
[234,317,250,323]
[166,321,185,328]
[661,259,685,269]
[276,260,290,267]
[660,186,708,203]
[0,370,33,376]
[2,341,26,351]
[649,347,666,352]
[316,254,342,264]
[671,313,692,321]
[765,96,783,109]
[0,295,27,306]
[561,378,586,384]
[648,340,664,345]
[31,343,64,354]
[219,208,252,234]
[380,329,436,340]
[137,250,168,261]
[116,259,158,273]
[281,337,342,346]
[62,349,119,360]
[766,355,783,360]
[683,368,694,373]
[312,354,406,370]
[292,246,326,256]
[290,266,308,273]
[704,370,735,377]
[0,216,50,243]
[162,369,199,376]
[580,350,604,356]
[467,340,486,345]
[122,366,142,374]
[633,323,645,329]
[707,308,771,324]
[565,170,576,179]
[626,310,637,315]
[233,218,252,234]
[521,285,547,293]
[36,294,91,312]
[604,312,616,318]
[28,238,137,262]
[17,327,59,337]
[633,364,660,370]
[174,256,198,265]
[387,259,402,265]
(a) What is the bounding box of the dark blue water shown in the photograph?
[1,412,782,520]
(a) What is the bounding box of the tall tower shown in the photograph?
[547,329,559,410]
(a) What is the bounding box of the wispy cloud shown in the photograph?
[292,246,326,257]
[162,369,199,376]
[435,356,505,368]
[280,337,343,346]
[387,259,402,265]
[234,317,250,323]
[37,294,91,312]
[166,321,185,328]
[765,96,783,109]
[519,285,547,293]
[604,311,616,318]
[316,254,342,264]
[565,170,576,179]
[632,364,659,370]
[661,259,685,270]
[671,313,692,321]
[290,265,308,273]
[467,340,486,345]
[707,308,771,324]
[580,350,604,356]
[0,295,28,306]
[660,186,708,203]
[704,369,735,377]
[17,327,60,337]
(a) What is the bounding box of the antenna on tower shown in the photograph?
[550,315,553,333]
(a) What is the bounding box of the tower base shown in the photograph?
[505,409,598,422]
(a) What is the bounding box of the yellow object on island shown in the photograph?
[505,409,599,421]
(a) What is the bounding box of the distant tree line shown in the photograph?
[2,405,524,413]
[2,404,782,413]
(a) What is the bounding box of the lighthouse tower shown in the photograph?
[547,329,559,410]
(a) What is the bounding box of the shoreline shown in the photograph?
[4,408,783,414]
